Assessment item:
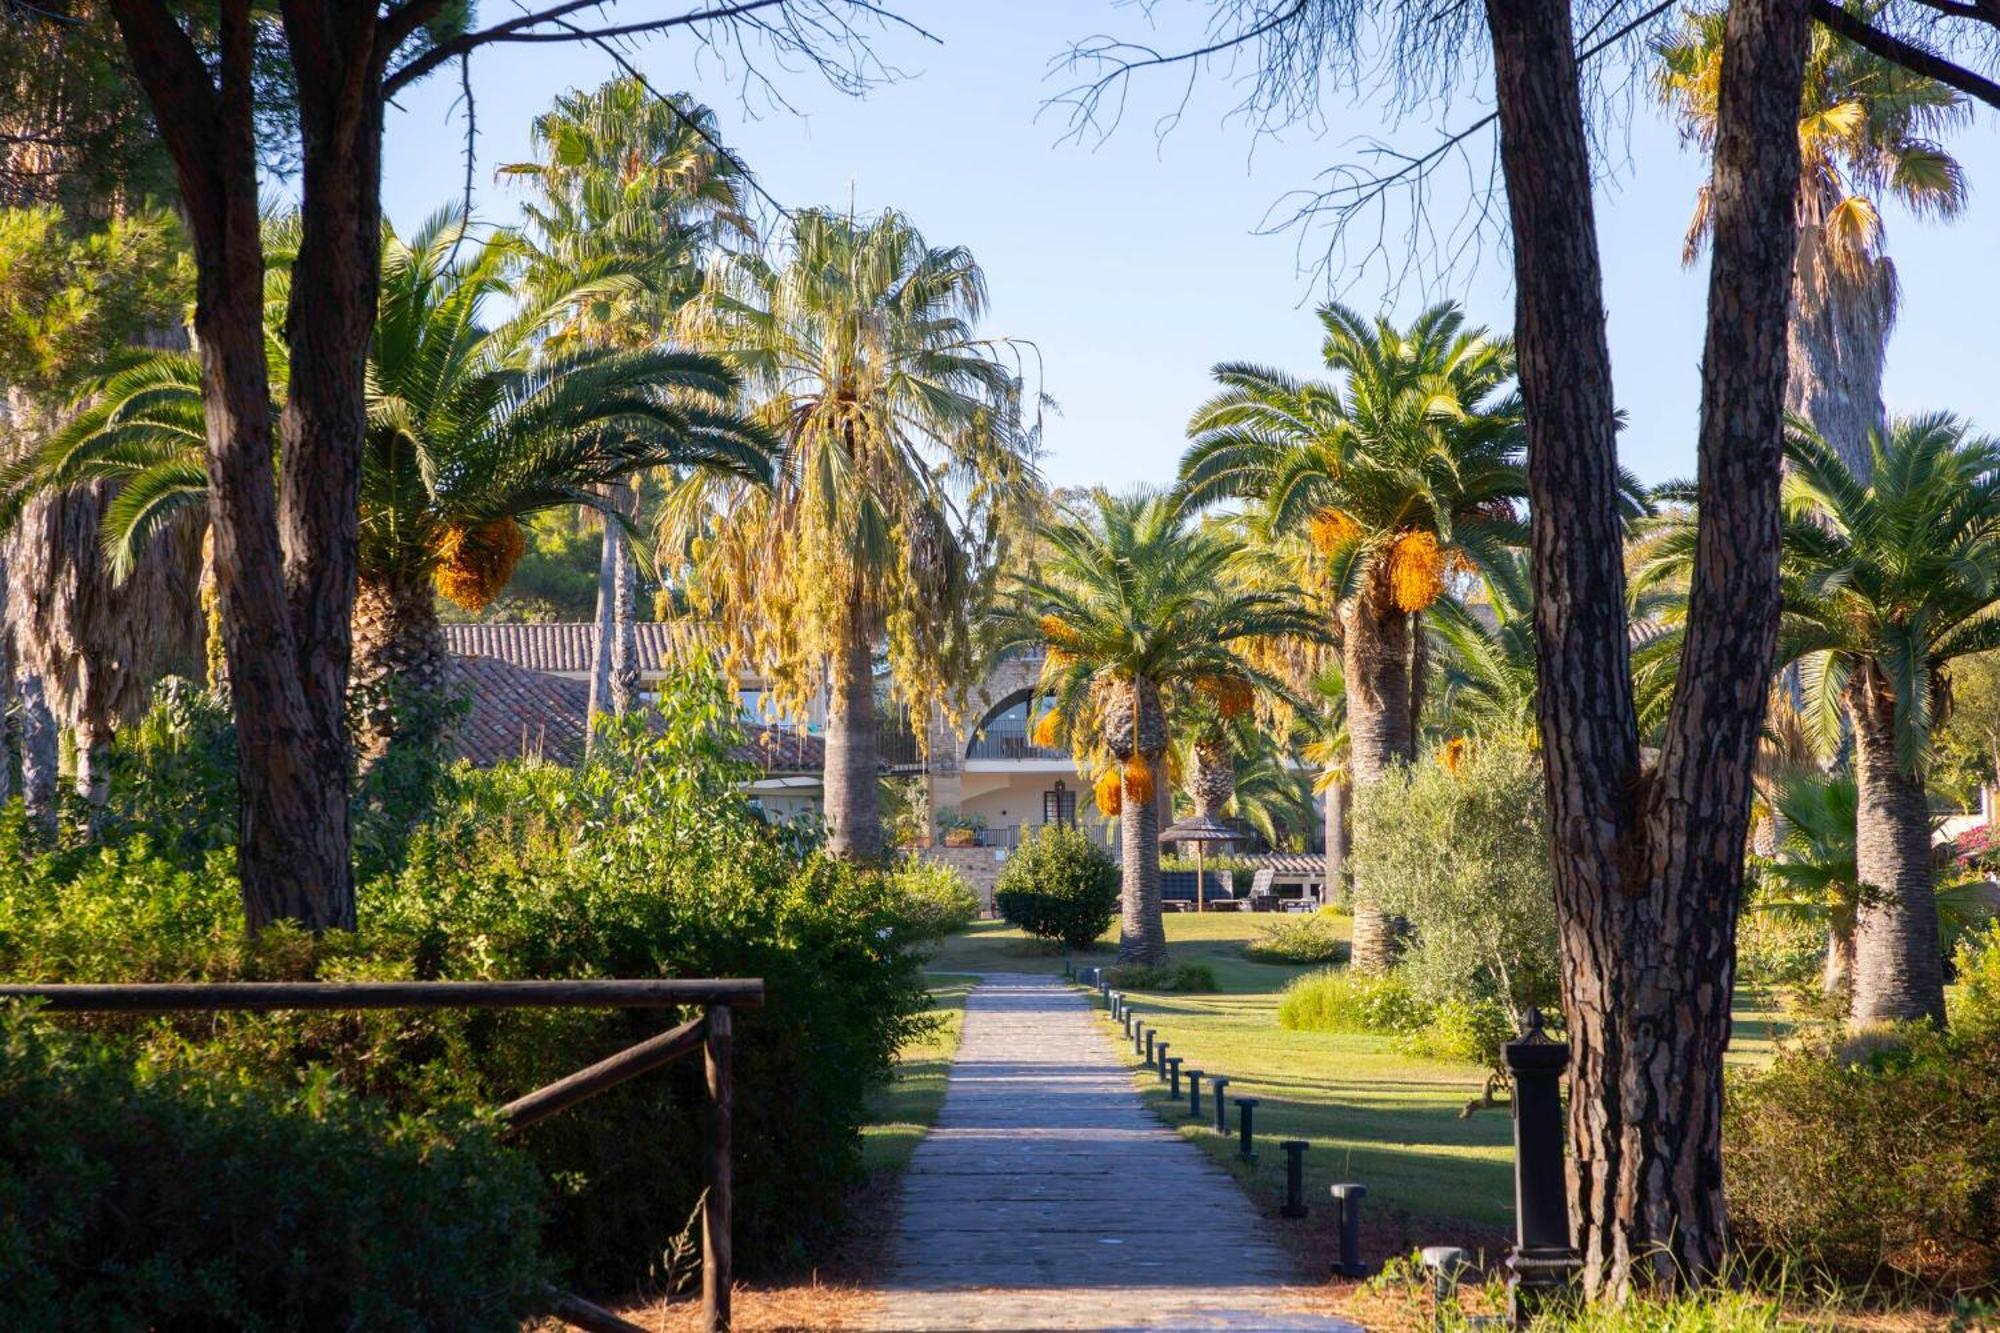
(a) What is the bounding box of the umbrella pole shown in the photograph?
[1197,842,1205,913]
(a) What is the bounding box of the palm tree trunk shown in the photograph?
[586,501,620,742]
[1786,245,1888,483]
[349,569,446,767]
[610,511,638,716]
[1119,760,1169,965]
[1323,774,1349,908]
[1343,588,1412,974]
[824,622,884,861]
[1849,670,1947,1025]
[73,717,113,814]
[16,671,57,837]
[1822,921,1856,1000]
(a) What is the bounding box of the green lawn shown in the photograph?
[860,972,976,1174]
[930,913,1802,1242]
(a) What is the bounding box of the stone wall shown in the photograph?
[917,844,1011,915]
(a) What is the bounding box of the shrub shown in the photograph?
[1352,737,1559,1020]
[1393,997,1515,1065]
[0,664,934,1293]
[1244,912,1346,964]
[1277,969,1428,1035]
[1104,961,1218,993]
[0,1010,549,1332]
[994,824,1119,950]
[1953,920,2000,1038]
[1724,1023,2000,1289]
[887,859,981,941]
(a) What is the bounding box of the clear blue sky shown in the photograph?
[381,1,2000,490]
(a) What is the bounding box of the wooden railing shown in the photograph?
[0,978,763,1333]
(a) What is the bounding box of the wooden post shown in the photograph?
[703,1004,734,1332]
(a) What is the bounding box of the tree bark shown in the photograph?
[16,671,57,837]
[824,622,884,861]
[1485,0,1810,1297]
[1822,920,1856,1000]
[587,505,618,745]
[73,717,113,812]
[1786,237,1889,481]
[1118,756,1169,965]
[1343,586,1411,974]
[109,0,356,931]
[610,485,639,716]
[1848,666,1947,1024]
[1323,774,1349,908]
[349,569,447,766]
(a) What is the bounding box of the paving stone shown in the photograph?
[859,973,1359,1332]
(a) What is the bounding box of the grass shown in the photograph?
[860,972,976,1175]
[939,911,1806,1255]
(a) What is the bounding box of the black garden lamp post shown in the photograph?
[1504,1008,1581,1326]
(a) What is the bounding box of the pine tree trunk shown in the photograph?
[1848,667,1947,1025]
[114,4,361,933]
[349,569,445,767]
[1343,587,1411,974]
[824,623,884,861]
[1485,0,1810,1296]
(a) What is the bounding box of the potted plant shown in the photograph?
[936,807,987,848]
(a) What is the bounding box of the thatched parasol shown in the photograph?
[1160,814,1238,912]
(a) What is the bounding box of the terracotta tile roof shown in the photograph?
[439,621,686,674]
[443,653,824,774]
[446,654,590,767]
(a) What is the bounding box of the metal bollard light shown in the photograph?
[1504,1010,1581,1326]
[1133,1019,1145,1054]
[1121,1005,1133,1036]
[1209,1076,1231,1133]
[1421,1246,1473,1329]
[1166,1056,1182,1097]
[1280,1139,1310,1218]
[1111,993,1122,1021]
[1185,1068,1204,1118]
[1144,1028,1157,1068]
[1329,1182,1369,1277]
[1154,1041,1170,1080]
[1234,1097,1260,1162]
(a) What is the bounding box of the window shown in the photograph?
[1043,780,1077,828]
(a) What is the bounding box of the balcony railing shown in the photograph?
[964,722,1067,763]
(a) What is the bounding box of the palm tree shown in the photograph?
[1636,414,2000,1025]
[1751,765,1870,999]
[0,210,775,761]
[501,80,754,727]
[671,206,1037,860]
[1180,302,1527,972]
[1655,5,1967,479]
[993,490,1320,964]
[1429,549,1538,742]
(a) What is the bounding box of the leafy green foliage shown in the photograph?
[1277,969,1430,1035]
[0,662,933,1289]
[1276,968,1514,1066]
[0,1009,549,1332]
[0,205,191,398]
[886,859,981,941]
[994,824,1120,950]
[1725,1022,2000,1289]
[1244,912,1347,964]
[1954,921,2000,1039]
[1103,961,1219,993]
[1351,738,1560,1020]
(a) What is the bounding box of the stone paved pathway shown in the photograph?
[862,973,1359,1332]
